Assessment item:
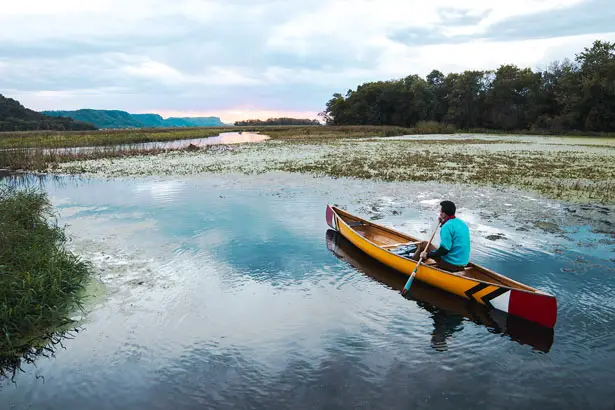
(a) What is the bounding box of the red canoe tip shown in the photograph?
[509,290,558,328]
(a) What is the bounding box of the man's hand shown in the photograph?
[420,250,428,260]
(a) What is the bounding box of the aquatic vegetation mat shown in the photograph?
[54,134,615,204]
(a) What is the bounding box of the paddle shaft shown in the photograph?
[401,219,440,296]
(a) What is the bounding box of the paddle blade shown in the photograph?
[401,276,414,296]
[401,262,422,296]
[401,269,417,296]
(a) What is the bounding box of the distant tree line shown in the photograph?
[319,40,615,132]
[0,95,97,131]
[234,117,321,126]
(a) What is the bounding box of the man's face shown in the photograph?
[439,208,446,220]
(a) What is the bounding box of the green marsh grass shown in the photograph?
[0,123,454,150]
[0,124,447,170]
[274,139,615,204]
[0,127,228,150]
[0,185,91,375]
[0,144,217,172]
[4,124,615,203]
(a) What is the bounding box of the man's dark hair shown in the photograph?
[440,200,456,216]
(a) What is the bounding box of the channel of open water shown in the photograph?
[1,170,614,409]
[0,131,269,155]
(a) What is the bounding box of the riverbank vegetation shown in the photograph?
[0,124,451,152]
[0,124,455,171]
[0,186,91,373]
[53,133,615,204]
[0,127,227,150]
[234,117,321,126]
[3,121,615,204]
[320,40,615,133]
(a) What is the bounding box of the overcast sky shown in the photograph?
[1,0,614,123]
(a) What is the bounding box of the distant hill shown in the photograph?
[42,109,225,129]
[163,117,225,127]
[43,109,143,129]
[0,95,97,131]
[234,117,321,126]
[131,113,165,127]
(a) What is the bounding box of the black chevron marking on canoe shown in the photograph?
[482,287,509,309]
[465,283,489,302]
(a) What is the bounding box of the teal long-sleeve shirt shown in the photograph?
[438,218,471,266]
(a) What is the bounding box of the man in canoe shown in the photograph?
[412,200,470,273]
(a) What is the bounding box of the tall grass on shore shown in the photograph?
[0,145,204,172]
[241,122,457,141]
[4,122,614,173]
[0,185,91,374]
[0,127,227,150]
[0,124,457,151]
[0,124,457,171]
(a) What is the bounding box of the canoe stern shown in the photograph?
[509,290,558,328]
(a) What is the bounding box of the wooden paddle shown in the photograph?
[401,219,440,297]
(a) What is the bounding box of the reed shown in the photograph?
[0,185,91,368]
[0,124,455,152]
[0,144,207,172]
[258,124,453,140]
[0,127,228,150]
[0,125,423,170]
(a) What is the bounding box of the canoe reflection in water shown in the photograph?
[325,229,554,353]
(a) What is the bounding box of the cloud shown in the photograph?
[481,0,615,41]
[376,33,615,78]
[1,0,613,121]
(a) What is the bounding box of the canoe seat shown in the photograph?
[346,221,364,227]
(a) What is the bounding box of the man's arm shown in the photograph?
[427,245,450,258]
[427,223,452,258]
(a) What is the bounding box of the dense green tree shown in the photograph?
[574,40,615,131]
[234,117,321,126]
[442,70,486,129]
[483,65,542,130]
[320,40,615,133]
[426,70,447,122]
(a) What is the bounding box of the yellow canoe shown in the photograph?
[325,229,554,352]
[326,205,557,328]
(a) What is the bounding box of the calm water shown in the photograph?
[1,172,614,409]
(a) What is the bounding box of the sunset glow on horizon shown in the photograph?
[149,108,322,124]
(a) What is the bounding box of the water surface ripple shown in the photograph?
[0,172,614,409]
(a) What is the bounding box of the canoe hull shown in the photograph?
[326,204,557,328]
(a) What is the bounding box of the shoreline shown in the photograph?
[50,133,615,205]
[2,127,614,205]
